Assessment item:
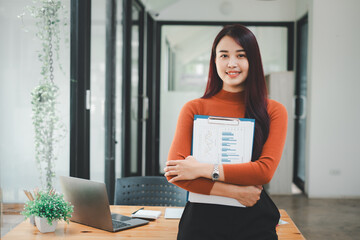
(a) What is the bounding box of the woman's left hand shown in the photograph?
[164,156,205,183]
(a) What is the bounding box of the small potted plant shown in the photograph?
[22,190,73,233]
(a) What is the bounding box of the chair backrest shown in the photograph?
[114,176,187,206]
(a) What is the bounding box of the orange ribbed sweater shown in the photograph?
[167,89,288,195]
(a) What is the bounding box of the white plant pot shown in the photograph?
[35,217,58,233]
[29,215,36,226]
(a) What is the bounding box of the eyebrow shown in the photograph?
[217,49,246,53]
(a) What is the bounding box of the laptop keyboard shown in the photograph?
[112,219,131,229]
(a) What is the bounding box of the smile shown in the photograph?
[226,71,241,77]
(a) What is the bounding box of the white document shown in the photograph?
[164,208,184,219]
[131,210,161,219]
[188,115,255,207]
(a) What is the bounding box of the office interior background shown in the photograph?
[1,0,360,237]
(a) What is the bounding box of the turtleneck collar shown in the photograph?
[212,89,245,104]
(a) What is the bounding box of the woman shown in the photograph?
[164,24,288,240]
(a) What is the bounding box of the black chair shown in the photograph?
[114,176,187,206]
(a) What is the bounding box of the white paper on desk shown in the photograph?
[189,115,255,208]
[164,208,184,219]
[131,210,161,219]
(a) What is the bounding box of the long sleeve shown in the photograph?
[223,100,288,185]
[167,100,215,195]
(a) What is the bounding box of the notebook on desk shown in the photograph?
[59,176,149,232]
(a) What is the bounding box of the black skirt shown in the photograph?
[177,190,280,240]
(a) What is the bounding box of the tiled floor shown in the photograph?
[1,195,360,239]
[271,194,360,240]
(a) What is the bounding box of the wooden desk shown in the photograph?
[2,206,304,239]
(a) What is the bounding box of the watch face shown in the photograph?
[213,173,219,179]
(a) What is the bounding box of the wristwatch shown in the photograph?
[212,164,220,181]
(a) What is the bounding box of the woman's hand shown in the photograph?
[210,182,263,207]
[233,185,263,207]
[164,156,210,183]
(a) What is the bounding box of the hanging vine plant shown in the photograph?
[20,0,68,190]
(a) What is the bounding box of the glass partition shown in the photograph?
[163,25,222,92]
[122,0,144,177]
[249,26,288,74]
[294,16,308,191]
[130,5,140,175]
[90,0,106,182]
[90,0,123,182]
[0,0,70,202]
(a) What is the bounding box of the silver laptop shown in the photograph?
[59,176,149,232]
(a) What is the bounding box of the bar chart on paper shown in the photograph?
[221,131,241,163]
[192,115,254,165]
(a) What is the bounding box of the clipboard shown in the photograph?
[188,115,255,207]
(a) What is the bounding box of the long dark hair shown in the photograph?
[202,24,270,161]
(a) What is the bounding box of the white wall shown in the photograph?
[153,0,297,22]
[306,0,360,197]
[296,0,310,19]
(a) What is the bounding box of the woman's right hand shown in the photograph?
[210,182,263,207]
[232,185,263,207]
